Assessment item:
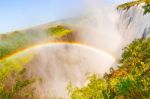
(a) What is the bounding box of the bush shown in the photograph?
[67,38,150,99]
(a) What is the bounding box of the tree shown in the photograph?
[67,38,150,99]
[0,52,38,99]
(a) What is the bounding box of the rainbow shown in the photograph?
[0,41,116,62]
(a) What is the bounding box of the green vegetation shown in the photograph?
[0,1,150,98]
[67,38,150,99]
[0,25,73,98]
[0,52,38,99]
[0,31,41,59]
[117,0,150,14]
[0,25,73,59]
[47,25,72,38]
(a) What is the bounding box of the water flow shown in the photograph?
[118,6,150,44]
[68,0,122,58]
[72,1,150,58]
[24,0,150,98]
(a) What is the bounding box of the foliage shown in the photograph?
[117,0,150,14]
[143,4,150,14]
[67,38,150,99]
[67,74,108,99]
[0,30,44,59]
[0,52,37,99]
[0,25,72,59]
[0,25,73,98]
[47,25,72,38]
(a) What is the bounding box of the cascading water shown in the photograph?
[22,1,150,98]
[2,0,150,98]
[22,1,122,98]
[118,6,150,43]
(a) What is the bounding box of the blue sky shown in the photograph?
[0,0,127,33]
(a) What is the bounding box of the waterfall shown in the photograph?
[118,6,150,43]
[21,1,150,98]
[1,0,150,98]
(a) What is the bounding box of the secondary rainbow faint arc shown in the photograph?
[0,42,116,62]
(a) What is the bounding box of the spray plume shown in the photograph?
[1,0,150,98]
[1,42,115,98]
